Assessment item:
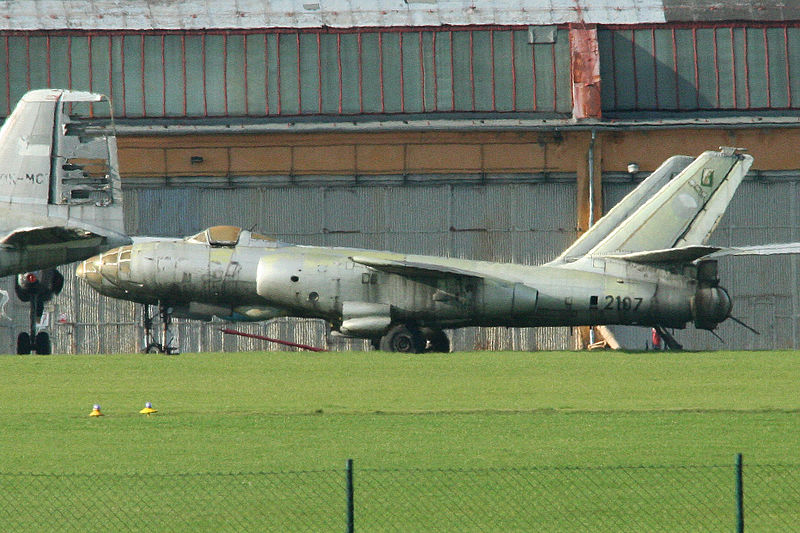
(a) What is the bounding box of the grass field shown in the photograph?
[1,350,798,472]
[0,350,798,531]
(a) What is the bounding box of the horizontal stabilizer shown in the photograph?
[608,242,800,265]
[708,242,800,257]
[350,255,483,279]
[607,245,722,264]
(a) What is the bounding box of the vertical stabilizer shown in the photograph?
[586,148,752,256]
[552,155,694,263]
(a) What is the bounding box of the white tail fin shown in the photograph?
[586,149,753,257]
[0,89,129,275]
[552,155,694,263]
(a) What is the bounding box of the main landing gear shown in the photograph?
[142,303,179,354]
[15,270,62,354]
[376,323,451,354]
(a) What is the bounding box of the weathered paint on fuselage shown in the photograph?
[78,233,697,330]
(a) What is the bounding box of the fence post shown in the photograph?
[736,453,744,533]
[346,458,354,533]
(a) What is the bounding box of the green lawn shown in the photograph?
[0,350,798,531]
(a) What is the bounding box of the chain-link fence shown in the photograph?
[0,459,797,532]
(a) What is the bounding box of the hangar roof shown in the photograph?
[0,0,670,30]
[2,1,794,31]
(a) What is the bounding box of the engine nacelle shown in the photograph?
[693,286,732,330]
[14,269,64,303]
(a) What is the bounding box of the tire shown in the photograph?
[145,343,162,354]
[16,332,31,355]
[379,324,426,354]
[427,330,451,353]
[34,332,51,355]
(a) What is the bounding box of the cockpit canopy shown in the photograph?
[186,226,284,248]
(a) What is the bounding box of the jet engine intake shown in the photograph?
[693,286,732,330]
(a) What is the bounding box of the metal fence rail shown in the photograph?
[0,459,797,532]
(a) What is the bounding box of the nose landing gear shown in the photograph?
[142,303,179,355]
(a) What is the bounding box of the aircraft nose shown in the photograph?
[75,256,104,289]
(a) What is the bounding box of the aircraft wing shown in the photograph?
[1,226,107,248]
[350,255,484,280]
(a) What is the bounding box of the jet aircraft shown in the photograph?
[1,89,130,354]
[77,147,790,353]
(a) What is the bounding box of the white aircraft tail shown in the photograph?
[0,89,129,275]
[552,155,695,264]
[584,148,753,258]
[0,89,125,230]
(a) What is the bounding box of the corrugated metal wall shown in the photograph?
[3,172,799,353]
[0,177,577,354]
[0,27,572,119]
[600,23,800,112]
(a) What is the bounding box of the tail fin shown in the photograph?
[0,89,129,275]
[552,155,695,263]
[586,148,753,257]
[0,89,126,234]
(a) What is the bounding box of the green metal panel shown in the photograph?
[8,36,28,104]
[245,34,266,116]
[695,29,718,108]
[29,37,48,90]
[401,32,422,113]
[48,37,70,96]
[300,33,320,114]
[788,28,800,108]
[472,31,492,111]
[732,28,747,108]
[674,29,697,110]
[70,35,91,94]
[110,36,125,117]
[163,35,185,117]
[121,35,143,117]
[766,28,789,108]
[533,41,554,111]
[204,35,225,116]
[226,34,246,116]
[359,32,381,113]
[633,29,655,110]
[319,33,338,114]
[653,29,677,110]
[265,34,279,114]
[493,31,513,112]
[513,30,534,112]
[612,30,635,110]
[381,32,402,113]
[278,33,299,115]
[452,31,472,110]
[554,29,571,113]
[420,32,436,112]
[0,37,7,113]
[340,33,360,114]
[713,29,733,108]
[90,36,111,117]
[143,36,164,116]
[184,35,205,116]
[746,28,768,108]
[434,32,453,111]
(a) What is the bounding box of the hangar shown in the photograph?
[2,0,800,352]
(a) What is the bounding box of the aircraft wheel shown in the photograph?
[16,332,31,355]
[427,330,451,353]
[145,343,162,354]
[34,332,51,355]
[379,324,425,353]
[370,338,381,351]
